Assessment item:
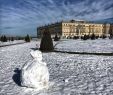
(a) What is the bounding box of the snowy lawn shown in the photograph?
[0,40,25,47]
[55,38,113,53]
[0,40,113,95]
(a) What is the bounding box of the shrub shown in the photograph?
[11,37,14,41]
[95,35,99,39]
[109,29,113,39]
[81,36,84,40]
[40,29,54,52]
[102,35,107,39]
[4,36,7,42]
[90,33,96,40]
[109,35,113,39]
[1,35,8,42]
[73,36,79,39]
[68,36,72,39]
[81,35,90,40]
[83,35,88,40]
[0,36,3,42]
[54,34,59,41]
[25,34,31,42]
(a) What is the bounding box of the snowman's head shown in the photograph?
[30,50,42,61]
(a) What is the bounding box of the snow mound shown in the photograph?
[21,50,49,90]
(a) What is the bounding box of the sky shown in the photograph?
[0,0,113,36]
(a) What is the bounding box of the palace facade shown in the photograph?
[37,20,113,38]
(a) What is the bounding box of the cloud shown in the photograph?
[0,0,113,36]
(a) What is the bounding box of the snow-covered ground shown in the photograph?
[0,40,113,95]
[55,38,113,53]
[0,40,25,47]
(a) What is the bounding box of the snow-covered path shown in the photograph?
[0,40,113,95]
[0,40,25,47]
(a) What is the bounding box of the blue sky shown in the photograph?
[0,0,113,36]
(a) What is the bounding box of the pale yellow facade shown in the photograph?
[37,20,113,38]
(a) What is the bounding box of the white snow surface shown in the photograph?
[0,40,113,95]
[0,40,25,47]
[21,50,49,90]
[55,39,113,53]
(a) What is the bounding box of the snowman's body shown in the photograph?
[21,50,49,90]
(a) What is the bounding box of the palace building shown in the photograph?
[37,20,113,38]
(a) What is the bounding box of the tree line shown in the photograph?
[0,34,31,42]
[67,33,113,40]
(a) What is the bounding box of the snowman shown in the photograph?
[21,50,49,90]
